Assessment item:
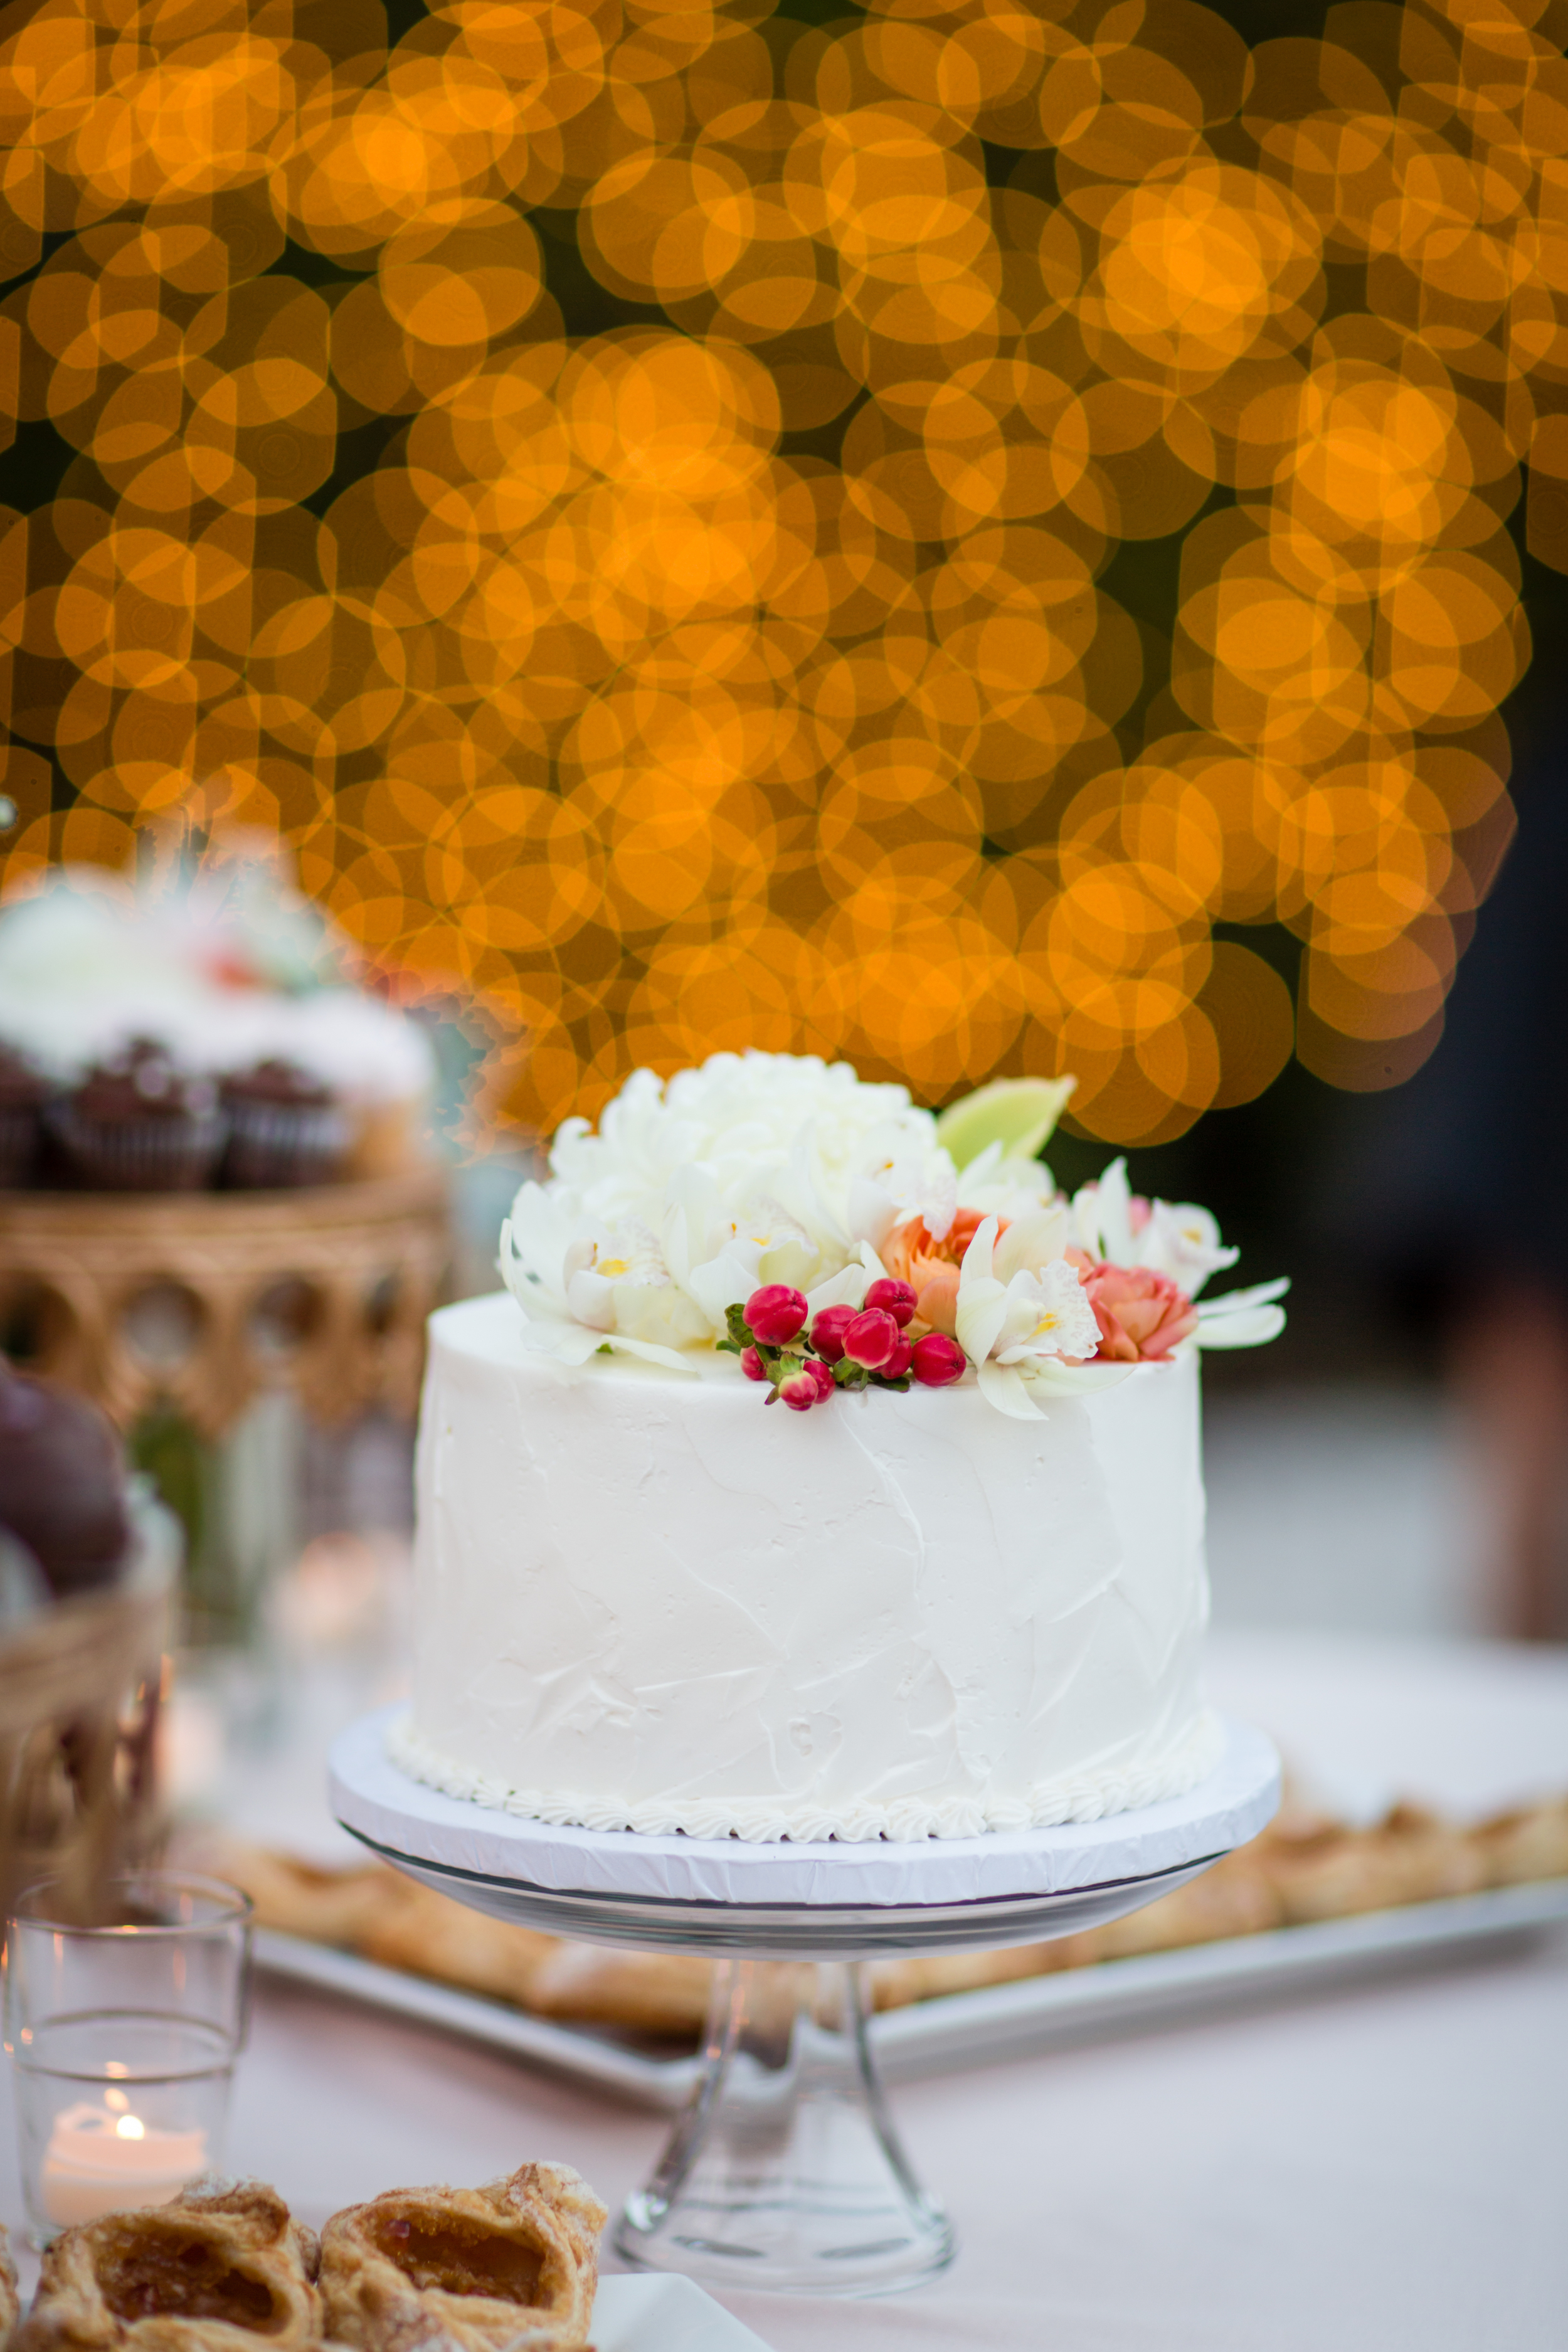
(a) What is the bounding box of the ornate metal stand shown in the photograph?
[0,1168,448,1436]
[0,1172,447,1650]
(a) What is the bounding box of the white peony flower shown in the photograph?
[953,1138,1061,1224]
[501,1052,958,1369]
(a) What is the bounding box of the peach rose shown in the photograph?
[884,1209,1001,1337]
[1076,1255,1197,1362]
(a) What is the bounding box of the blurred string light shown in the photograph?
[0,0,1561,1143]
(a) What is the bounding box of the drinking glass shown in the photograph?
[4,1871,252,2243]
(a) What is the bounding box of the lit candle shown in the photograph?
[41,2100,208,2228]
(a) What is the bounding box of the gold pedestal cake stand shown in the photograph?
[0,1168,448,1440]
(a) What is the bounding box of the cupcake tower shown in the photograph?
[0,853,450,1437]
[0,854,435,1197]
[15,1042,352,1195]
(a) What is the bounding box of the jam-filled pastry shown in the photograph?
[319,2163,606,2352]
[16,2180,322,2352]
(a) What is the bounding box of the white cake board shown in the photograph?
[330,1708,1280,1959]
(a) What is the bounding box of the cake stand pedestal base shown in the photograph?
[330,1710,1280,2297]
[618,1958,951,2294]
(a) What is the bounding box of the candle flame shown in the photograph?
[114,2116,146,2141]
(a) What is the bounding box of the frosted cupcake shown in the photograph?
[222,1058,349,1189]
[45,1041,227,1192]
[0,1045,49,1187]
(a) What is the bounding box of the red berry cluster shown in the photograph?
[721,1283,967,1413]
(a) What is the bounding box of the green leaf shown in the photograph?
[935,1077,1076,1173]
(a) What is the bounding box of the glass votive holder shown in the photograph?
[4,1871,252,2243]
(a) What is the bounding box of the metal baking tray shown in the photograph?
[253,1877,1568,2112]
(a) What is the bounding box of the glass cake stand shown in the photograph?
[329,1708,1279,2297]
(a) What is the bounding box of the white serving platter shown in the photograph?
[593,2272,775,2349]
[253,1875,1568,2114]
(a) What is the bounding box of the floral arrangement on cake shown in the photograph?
[500,1054,1285,1421]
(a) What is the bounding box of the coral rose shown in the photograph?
[1079,1259,1197,1362]
[883,1209,1000,1338]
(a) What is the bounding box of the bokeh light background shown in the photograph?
[1,0,1564,1144]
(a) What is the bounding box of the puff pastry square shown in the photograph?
[319,2164,605,2352]
[17,2180,322,2352]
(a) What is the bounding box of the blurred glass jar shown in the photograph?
[5,1870,252,2242]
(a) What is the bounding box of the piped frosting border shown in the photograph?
[385,1706,1225,1845]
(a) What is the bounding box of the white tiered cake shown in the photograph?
[393,1055,1285,1843]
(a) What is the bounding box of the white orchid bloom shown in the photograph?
[1072,1160,1242,1295]
[955,1216,1130,1420]
[1193,1276,1289,1349]
[1068,1159,1288,1348]
[1135,1199,1239,1296]
[1070,1157,1136,1264]
[500,1185,704,1372]
[660,1163,824,1327]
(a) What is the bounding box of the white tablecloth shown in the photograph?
[5,1631,1566,2349]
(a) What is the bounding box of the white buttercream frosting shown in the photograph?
[401,1294,1219,1843]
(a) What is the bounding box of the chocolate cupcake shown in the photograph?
[45,1039,227,1192]
[0,1044,48,1187]
[0,1364,131,1599]
[221,1057,348,1189]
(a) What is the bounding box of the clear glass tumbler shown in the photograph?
[4,1872,252,2244]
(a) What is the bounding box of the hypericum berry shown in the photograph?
[842,1307,900,1371]
[778,1366,823,1411]
[804,1356,836,1399]
[809,1304,856,1363]
[864,1278,918,1328]
[746,1285,809,1345]
[911,1333,967,1387]
[882,1335,915,1380]
[740,1345,767,1382]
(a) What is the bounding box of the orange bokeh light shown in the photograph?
[0,0,1554,1137]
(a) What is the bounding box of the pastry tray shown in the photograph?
[253,1877,1568,2112]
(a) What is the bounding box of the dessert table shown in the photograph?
[4,1629,1566,2348]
